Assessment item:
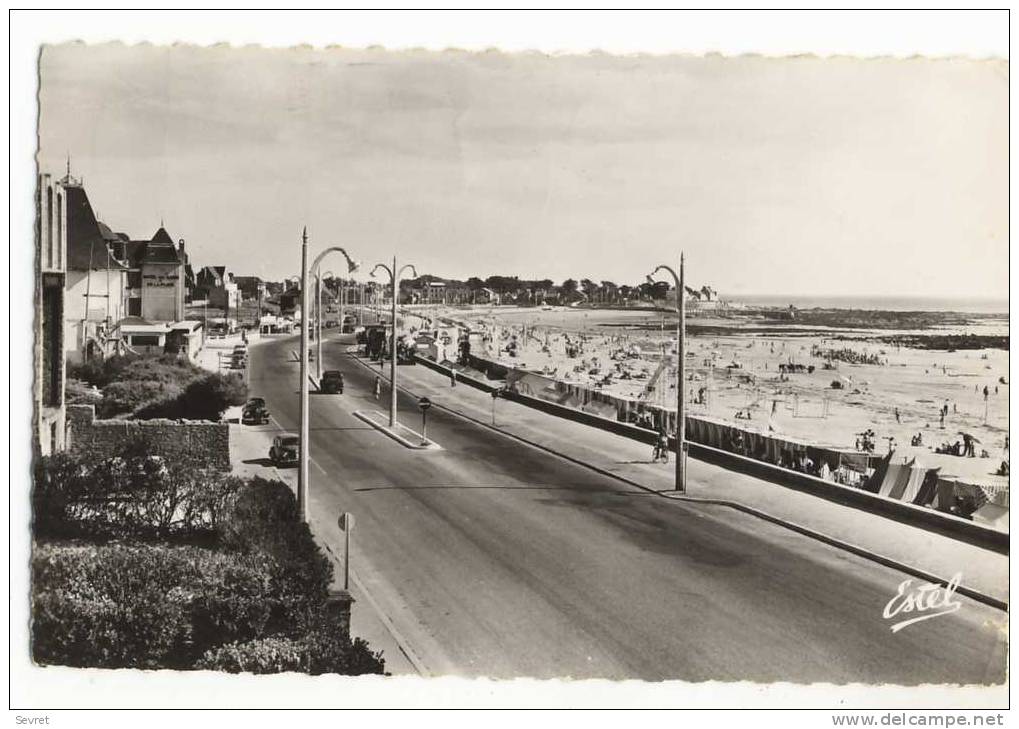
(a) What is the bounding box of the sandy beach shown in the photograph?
[407,303,1009,488]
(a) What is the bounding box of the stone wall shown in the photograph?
[65,404,230,470]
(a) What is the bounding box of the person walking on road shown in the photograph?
[450,369,457,388]
[373,375,382,401]
[653,430,669,464]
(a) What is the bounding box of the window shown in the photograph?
[55,193,62,269]
[41,284,62,407]
[131,334,160,346]
[45,186,53,269]
[127,271,142,289]
[128,298,141,316]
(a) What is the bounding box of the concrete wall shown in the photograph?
[65,404,231,471]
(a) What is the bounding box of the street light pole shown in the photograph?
[649,253,687,493]
[371,256,417,428]
[298,236,360,524]
[298,228,310,521]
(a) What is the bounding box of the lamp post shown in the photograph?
[647,253,687,493]
[297,233,360,522]
[371,257,417,427]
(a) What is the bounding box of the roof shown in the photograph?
[64,185,129,271]
[121,323,171,334]
[169,320,203,332]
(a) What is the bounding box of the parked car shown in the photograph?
[269,433,300,467]
[241,397,270,425]
[320,370,345,394]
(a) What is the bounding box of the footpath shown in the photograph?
[349,349,1008,606]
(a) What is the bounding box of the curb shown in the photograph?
[353,409,442,451]
[347,353,1007,613]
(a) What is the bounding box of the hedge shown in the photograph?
[30,449,383,675]
[33,442,240,539]
[31,542,275,669]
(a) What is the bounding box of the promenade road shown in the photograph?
[247,334,1007,683]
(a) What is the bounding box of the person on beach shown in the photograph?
[894,408,900,423]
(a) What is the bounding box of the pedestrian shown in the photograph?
[373,375,381,401]
[450,369,457,388]
[894,407,900,423]
[939,410,945,429]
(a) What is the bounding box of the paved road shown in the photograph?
[248,334,1007,683]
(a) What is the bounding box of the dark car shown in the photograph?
[320,370,344,394]
[242,397,270,425]
[269,433,300,466]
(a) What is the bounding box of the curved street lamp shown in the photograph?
[371,257,417,428]
[296,230,360,522]
[647,253,687,493]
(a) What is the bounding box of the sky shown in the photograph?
[38,43,1008,299]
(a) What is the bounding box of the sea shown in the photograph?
[728,295,1009,315]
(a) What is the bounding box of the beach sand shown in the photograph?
[409,304,1009,487]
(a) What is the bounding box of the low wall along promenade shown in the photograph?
[65,404,231,471]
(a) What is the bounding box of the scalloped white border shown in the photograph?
[8,8,1011,717]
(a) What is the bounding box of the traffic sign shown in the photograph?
[338,512,355,531]
[418,397,432,411]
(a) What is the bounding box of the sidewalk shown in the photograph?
[229,422,419,676]
[353,352,1008,604]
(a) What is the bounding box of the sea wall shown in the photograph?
[65,404,231,471]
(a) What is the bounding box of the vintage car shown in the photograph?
[269,433,300,466]
[241,397,270,425]
[320,370,345,394]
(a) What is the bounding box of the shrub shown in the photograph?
[65,378,102,407]
[218,477,333,629]
[67,354,137,389]
[196,617,385,676]
[132,373,247,421]
[33,441,241,539]
[195,636,305,674]
[98,380,183,418]
[31,542,290,668]
[32,543,195,668]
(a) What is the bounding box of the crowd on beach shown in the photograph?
[429,309,1009,484]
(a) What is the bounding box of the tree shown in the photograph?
[560,279,578,298]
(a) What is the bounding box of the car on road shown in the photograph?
[241,397,270,425]
[269,433,300,467]
[320,370,345,394]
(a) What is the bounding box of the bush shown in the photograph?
[33,441,241,539]
[32,543,195,668]
[67,354,136,389]
[132,373,247,421]
[98,380,183,418]
[196,617,385,676]
[195,636,305,674]
[65,378,102,407]
[31,542,293,669]
[218,477,333,629]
